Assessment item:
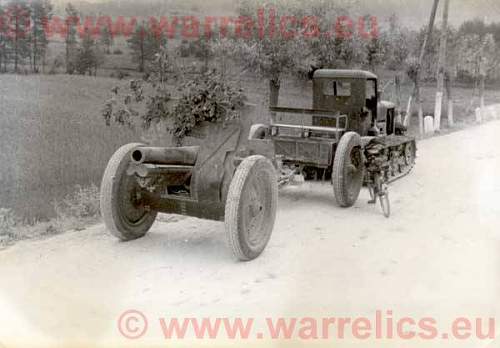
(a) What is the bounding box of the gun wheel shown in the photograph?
[225,155,278,261]
[100,143,157,241]
[332,132,365,207]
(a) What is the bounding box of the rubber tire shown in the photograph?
[225,155,278,261]
[100,143,157,241]
[332,132,365,208]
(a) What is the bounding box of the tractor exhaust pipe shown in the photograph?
[131,146,199,166]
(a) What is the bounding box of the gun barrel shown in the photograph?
[130,146,199,166]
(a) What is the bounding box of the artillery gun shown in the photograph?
[100,120,278,262]
[100,69,416,261]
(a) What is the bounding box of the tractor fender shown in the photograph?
[248,124,269,140]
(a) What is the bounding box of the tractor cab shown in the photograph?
[312,69,396,136]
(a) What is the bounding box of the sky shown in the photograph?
[45,0,500,28]
[356,0,500,27]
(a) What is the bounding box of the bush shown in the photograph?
[0,185,101,248]
[110,70,130,80]
[0,208,16,239]
[54,184,100,220]
[168,70,246,139]
[103,68,247,142]
[179,40,191,57]
[117,70,130,80]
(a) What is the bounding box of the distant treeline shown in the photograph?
[0,0,500,87]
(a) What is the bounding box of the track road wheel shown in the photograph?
[100,143,157,241]
[225,155,278,261]
[333,132,365,207]
[404,141,416,166]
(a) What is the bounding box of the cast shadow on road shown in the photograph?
[279,186,337,206]
[279,185,383,217]
[111,184,386,263]
[115,218,233,264]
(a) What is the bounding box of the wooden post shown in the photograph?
[434,0,450,131]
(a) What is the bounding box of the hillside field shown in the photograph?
[0,75,140,221]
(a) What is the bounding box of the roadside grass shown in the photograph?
[0,183,189,250]
[0,184,101,249]
[0,208,17,245]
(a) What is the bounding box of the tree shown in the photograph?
[366,37,384,71]
[64,2,79,74]
[458,19,489,38]
[413,25,441,81]
[380,14,412,71]
[232,0,307,107]
[211,37,235,78]
[103,49,246,144]
[6,0,31,73]
[188,35,214,72]
[333,34,368,68]
[456,19,500,82]
[456,33,498,83]
[0,4,9,72]
[100,26,113,54]
[456,33,499,111]
[289,0,368,74]
[75,28,105,75]
[239,36,299,107]
[30,0,53,73]
[127,22,164,72]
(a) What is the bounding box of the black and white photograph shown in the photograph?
[0,0,499,346]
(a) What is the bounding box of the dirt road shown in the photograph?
[1,121,499,348]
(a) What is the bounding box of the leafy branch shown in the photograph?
[102,48,246,143]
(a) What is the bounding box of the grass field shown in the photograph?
[0,74,141,221]
[1,73,500,221]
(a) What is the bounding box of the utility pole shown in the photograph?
[404,0,440,136]
[434,0,451,131]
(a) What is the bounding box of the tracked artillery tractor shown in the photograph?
[100,69,416,261]
[249,69,416,217]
